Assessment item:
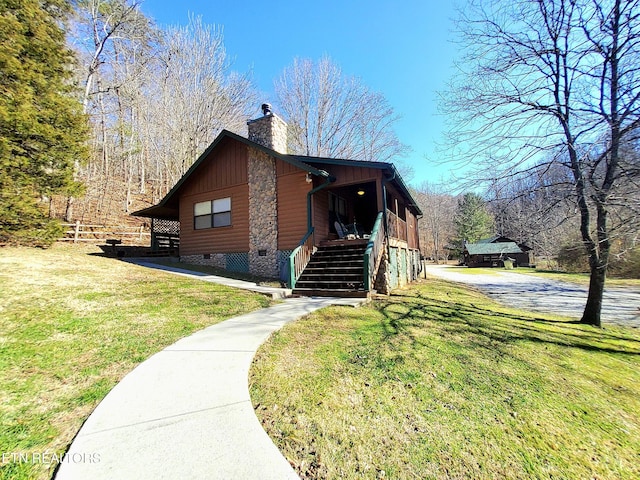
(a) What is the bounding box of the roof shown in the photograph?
[132,129,422,219]
[132,130,331,219]
[477,235,532,251]
[298,156,422,216]
[131,205,180,220]
[465,242,523,256]
[477,235,503,243]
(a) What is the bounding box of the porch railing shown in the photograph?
[289,228,315,289]
[363,212,385,291]
[386,209,407,242]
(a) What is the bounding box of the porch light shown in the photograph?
[357,190,365,196]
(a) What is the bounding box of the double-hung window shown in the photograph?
[194,197,231,229]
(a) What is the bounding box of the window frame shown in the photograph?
[193,197,232,230]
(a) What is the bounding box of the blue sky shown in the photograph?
[141,0,460,186]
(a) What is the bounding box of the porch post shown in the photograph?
[306,176,334,231]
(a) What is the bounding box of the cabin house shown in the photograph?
[133,105,422,297]
[463,235,534,267]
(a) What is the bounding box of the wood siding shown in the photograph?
[312,188,330,243]
[174,143,421,258]
[276,166,311,250]
[276,158,301,176]
[466,252,533,268]
[179,185,250,255]
[180,138,248,195]
[178,139,250,255]
[318,163,382,188]
[406,209,420,250]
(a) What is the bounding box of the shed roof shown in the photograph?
[477,235,505,243]
[476,235,533,251]
[465,242,523,255]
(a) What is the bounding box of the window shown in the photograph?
[329,192,347,218]
[194,197,231,229]
[212,198,231,227]
[194,201,212,229]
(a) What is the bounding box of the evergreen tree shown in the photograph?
[0,0,87,246]
[453,192,494,251]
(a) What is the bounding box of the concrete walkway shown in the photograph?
[55,264,366,480]
[124,258,293,299]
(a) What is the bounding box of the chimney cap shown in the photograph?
[261,103,272,116]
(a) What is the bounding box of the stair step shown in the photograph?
[302,269,363,275]
[304,265,363,270]
[293,242,370,297]
[292,288,369,298]
[310,255,363,259]
[316,246,366,252]
[299,277,363,283]
[316,249,365,257]
[306,261,362,267]
[309,257,363,262]
[295,281,364,289]
[311,252,364,257]
[305,267,362,273]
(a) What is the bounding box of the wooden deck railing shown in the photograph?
[289,228,315,289]
[363,212,385,291]
[386,209,407,242]
[152,233,180,251]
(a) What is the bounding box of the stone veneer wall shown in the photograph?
[374,246,390,294]
[247,148,279,277]
[247,114,288,154]
[180,254,226,269]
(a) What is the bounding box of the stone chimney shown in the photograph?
[246,103,285,278]
[247,103,288,154]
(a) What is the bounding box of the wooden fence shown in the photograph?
[59,221,150,245]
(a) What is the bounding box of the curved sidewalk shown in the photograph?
[55,296,365,480]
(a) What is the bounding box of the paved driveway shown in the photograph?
[423,265,640,328]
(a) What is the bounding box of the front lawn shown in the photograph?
[250,279,640,479]
[0,245,272,480]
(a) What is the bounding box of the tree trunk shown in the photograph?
[64,196,74,222]
[581,259,606,327]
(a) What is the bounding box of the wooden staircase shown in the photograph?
[292,242,369,297]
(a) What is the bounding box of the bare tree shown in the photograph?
[73,0,147,113]
[275,57,409,163]
[444,0,640,326]
[487,162,577,257]
[65,9,257,219]
[414,182,457,263]
[146,16,256,190]
[64,0,149,220]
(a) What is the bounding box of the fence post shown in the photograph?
[73,220,81,243]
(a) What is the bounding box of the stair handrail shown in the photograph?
[289,228,315,289]
[363,212,385,291]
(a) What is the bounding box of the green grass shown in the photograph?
[250,280,640,479]
[0,244,272,480]
[438,266,500,276]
